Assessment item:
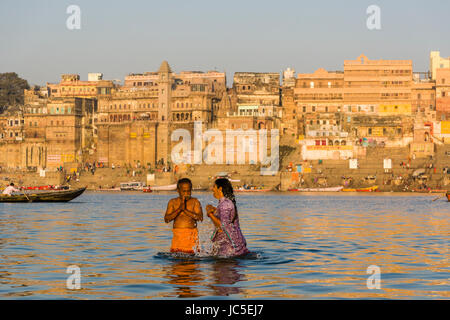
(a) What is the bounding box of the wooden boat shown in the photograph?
[288,186,343,192]
[24,185,69,191]
[142,187,152,193]
[149,184,177,191]
[412,189,448,193]
[235,187,272,192]
[120,182,144,191]
[193,187,209,191]
[447,192,450,202]
[342,186,379,192]
[0,187,86,203]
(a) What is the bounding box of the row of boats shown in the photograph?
[287,186,379,192]
[1,183,449,202]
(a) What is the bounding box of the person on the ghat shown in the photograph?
[164,178,203,254]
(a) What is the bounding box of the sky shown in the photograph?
[1,0,449,86]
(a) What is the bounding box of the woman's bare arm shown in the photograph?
[207,208,222,231]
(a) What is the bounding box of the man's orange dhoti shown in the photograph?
[170,228,199,254]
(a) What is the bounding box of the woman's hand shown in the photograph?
[206,205,216,215]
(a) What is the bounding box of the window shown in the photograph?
[303,106,306,112]
[368,128,372,135]
[310,82,314,88]
[312,106,316,112]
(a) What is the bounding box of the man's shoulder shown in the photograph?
[168,197,180,204]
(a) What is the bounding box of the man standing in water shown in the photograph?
[164,178,203,254]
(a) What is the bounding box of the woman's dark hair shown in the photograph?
[215,178,238,223]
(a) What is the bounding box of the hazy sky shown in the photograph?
[1,0,449,86]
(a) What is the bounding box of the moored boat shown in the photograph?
[342,186,379,192]
[447,192,450,202]
[288,186,343,192]
[235,187,272,192]
[412,189,448,193]
[149,184,177,191]
[0,187,86,203]
[142,187,152,193]
[120,182,145,191]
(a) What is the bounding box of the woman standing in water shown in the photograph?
[206,178,249,257]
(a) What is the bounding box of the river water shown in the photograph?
[0,192,448,299]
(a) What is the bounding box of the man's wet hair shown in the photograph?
[10,183,14,186]
[177,178,192,190]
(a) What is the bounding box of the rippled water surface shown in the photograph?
[0,192,448,299]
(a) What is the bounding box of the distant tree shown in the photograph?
[0,72,30,111]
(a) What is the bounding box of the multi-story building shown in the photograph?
[47,74,115,99]
[430,51,450,80]
[96,61,227,167]
[343,54,413,116]
[435,68,450,120]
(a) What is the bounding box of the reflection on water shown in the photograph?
[165,260,205,298]
[0,192,448,299]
